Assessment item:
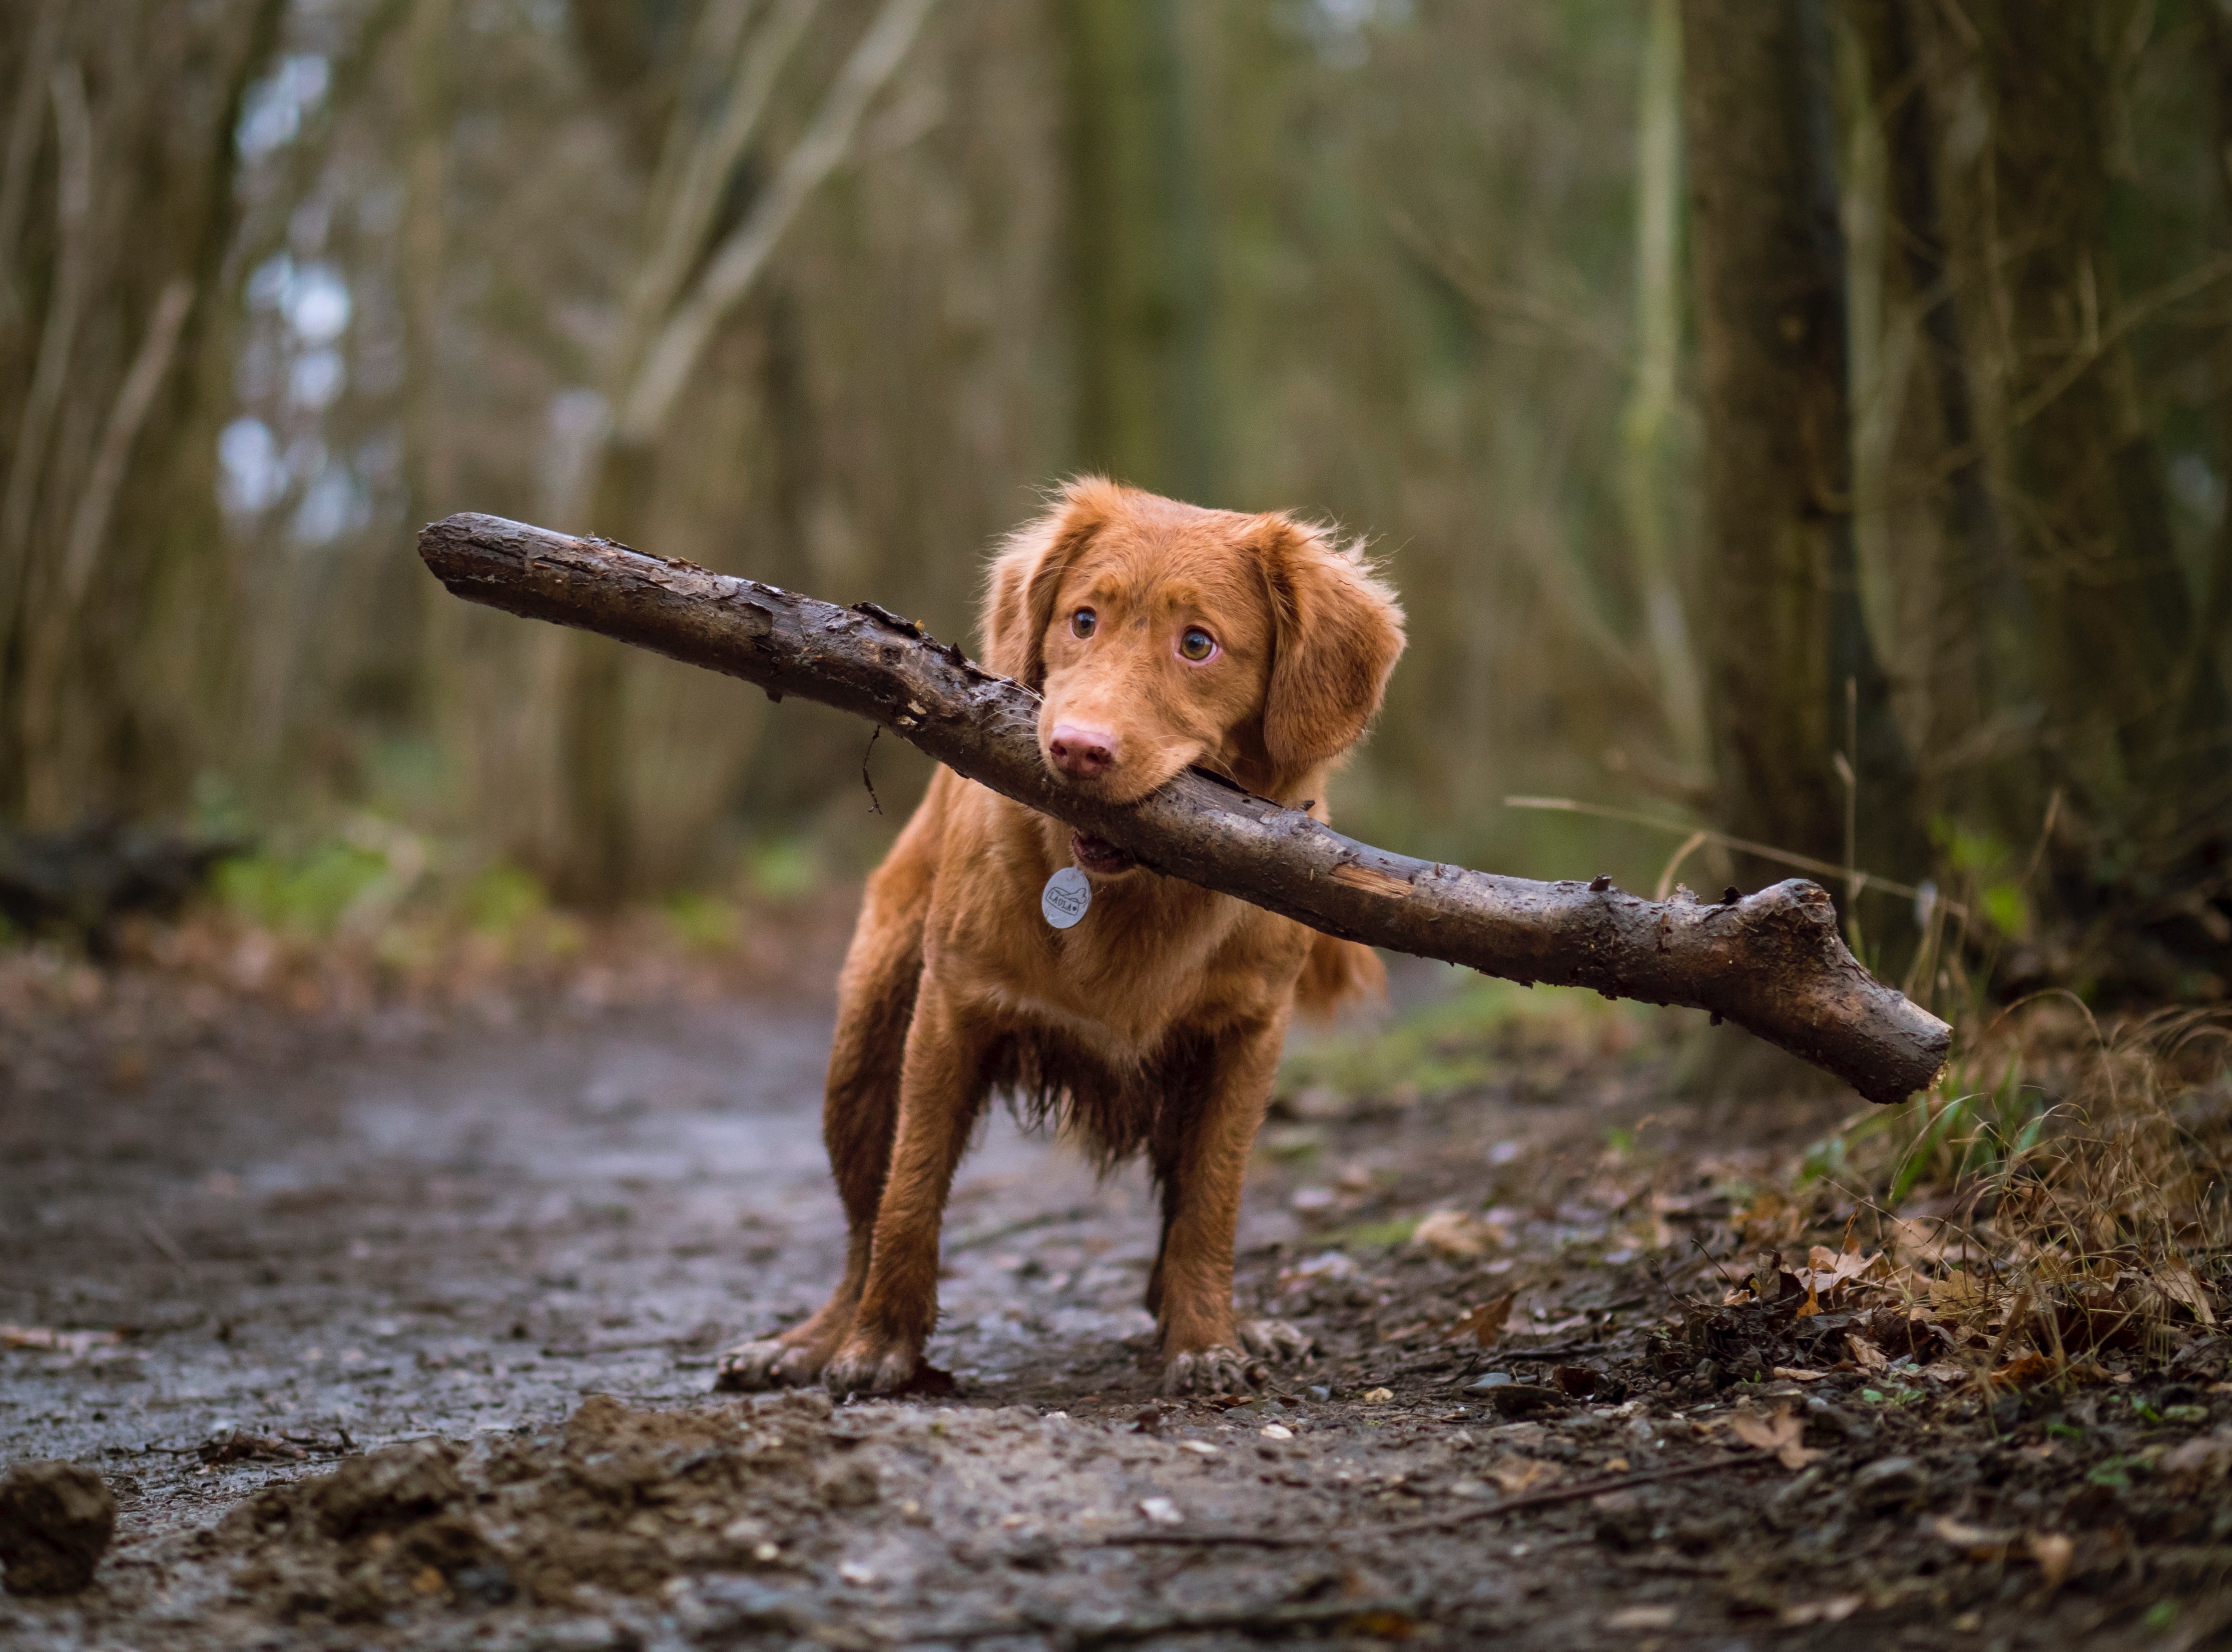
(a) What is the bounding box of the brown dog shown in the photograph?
[717,479,1405,1396]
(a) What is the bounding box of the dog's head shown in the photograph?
[981,479,1404,872]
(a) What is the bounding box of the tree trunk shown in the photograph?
[1914,0,2230,984]
[1059,0,1215,502]
[418,511,1953,1105]
[1680,0,1925,942]
[1621,0,1706,772]
[1843,0,2018,837]
[0,1,280,828]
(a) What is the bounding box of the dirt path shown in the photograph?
[2,966,2226,1649]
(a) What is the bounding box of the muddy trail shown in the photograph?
[3,942,2229,1651]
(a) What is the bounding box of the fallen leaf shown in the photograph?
[0,1324,124,1356]
[1138,1496,1183,1526]
[1930,1514,2019,1560]
[1444,1294,1514,1348]
[1360,1387,1394,1405]
[2030,1532,2074,1591]
[1550,1364,1598,1398]
[1847,1333,1889,1372]
[1177,1440,1219,1456]
[1412,1209,1492,1260]
[1800,1245,1882,1292]
[2159,1427,2232,1480]
[1728,1407,1819,1470]
[1486,1455,1563,1495]
[1987,1352,2058,1389]
[1779,1596,1861,1627]
[1771,1366,1828,1382]
[1930,1270,1989,1311]
[2155,1260,2219,1327]
[1605,1605,1677,1630]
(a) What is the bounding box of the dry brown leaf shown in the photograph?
[1987,1352,2058,1389]
[2030,1532,2074,1591]
[2155,1260,2219,1327]
[0,1324,124,1356]
[1728,1407,1818,1469]
[1847,1333,1889,1372]
[1770,1365,1828,1382]
[1779,1596,1861,1627]
[1929,1270,1989,1311]
[2159,1427,2232,1481]
[1444,1293,1515,1348]
[1411,1209,1492,1260]
[1485,1455,1563,1495]
[1930,1515,2019,1559]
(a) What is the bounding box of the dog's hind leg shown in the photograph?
[715,825,930,1391]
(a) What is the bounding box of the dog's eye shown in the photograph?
[1178,627,1217,663]
[1071,608,1096,639]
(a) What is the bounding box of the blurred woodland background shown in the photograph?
[1,0,2228,1007]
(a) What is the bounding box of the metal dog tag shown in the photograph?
[1041,865,1092,930]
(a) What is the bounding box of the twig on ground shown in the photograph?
[1090,1450,1768,1550]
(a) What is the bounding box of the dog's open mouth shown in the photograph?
[1070,832,1137,876]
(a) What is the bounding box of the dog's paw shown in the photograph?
[1161,1344,1268,1396]
[822,1333,923,1397]
[1236,1318,1314,1364]
[712,1338,822,1393]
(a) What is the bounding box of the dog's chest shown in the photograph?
[987,896,1243,1061]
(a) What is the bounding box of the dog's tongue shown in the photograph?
[1071,832,1136,874]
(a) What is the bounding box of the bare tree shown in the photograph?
[548,0,939,900]
[0,1,281,827]
[1680,0,1923,937]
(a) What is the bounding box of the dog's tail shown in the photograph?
[1294,933,1386,1020]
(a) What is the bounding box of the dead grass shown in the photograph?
[1758,1000,2232,1386]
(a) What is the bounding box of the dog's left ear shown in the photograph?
[1259,519,1406,772]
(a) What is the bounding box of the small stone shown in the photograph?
[1852,1454,1928,1509]
[0,1460,117,1596]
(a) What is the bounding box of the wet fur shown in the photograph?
[720,478,1405,1395]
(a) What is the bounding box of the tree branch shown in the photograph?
[417,513,1953,1105]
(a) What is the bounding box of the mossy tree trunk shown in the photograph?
[1680,0,1924,937]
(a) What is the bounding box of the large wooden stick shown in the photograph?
[418,513,1952,1104]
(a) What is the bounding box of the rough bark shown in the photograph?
[419,512,1952,1105]
[1680,0,1926,925]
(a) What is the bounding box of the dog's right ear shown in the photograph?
[981,478,1117,690]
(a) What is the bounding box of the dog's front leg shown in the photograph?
[821,981,990,1395]
[1154,1017,1313,1395]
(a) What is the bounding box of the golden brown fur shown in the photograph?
[717,479,1405,1396]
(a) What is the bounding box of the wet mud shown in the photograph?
[3,955,2228,1648]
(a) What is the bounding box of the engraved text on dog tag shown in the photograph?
[1041,865,1092,930]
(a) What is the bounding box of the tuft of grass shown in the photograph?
[1280,976,1654,1108]
[1788,999,2231,1375]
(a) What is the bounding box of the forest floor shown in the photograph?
[2,904,2228,1651]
